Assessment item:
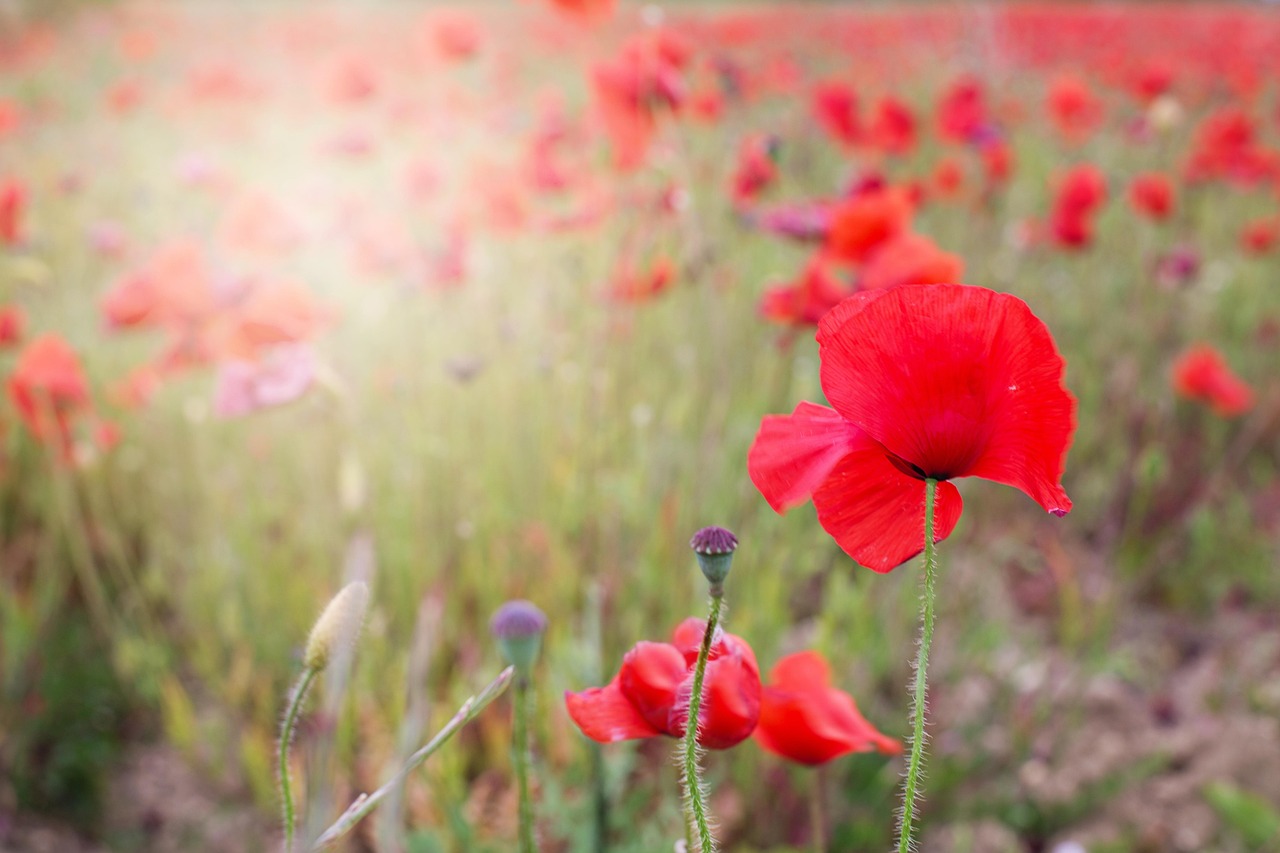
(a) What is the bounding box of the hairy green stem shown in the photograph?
[679,593,724,853]
[897,478,939,853]
[514,676,537,853]
[280,667,319,853]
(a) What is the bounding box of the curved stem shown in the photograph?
[897,478,939,853]
[280,667,319,853]
[311,667,514,850]
[514,676,536,853]
[679,593,724,853]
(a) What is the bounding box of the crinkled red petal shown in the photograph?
[817,284,1074,516]
[810,443,963,572]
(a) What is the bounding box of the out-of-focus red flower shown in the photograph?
[1241,218,1280,254]
[824,186,913,264]
[932,157,964,198]
[1171,344,1253,417]
[730,134,778,205]
[859,233,964,292]
[0,305,25,347]
[981,139,1013,186]
[749,284,1075,572]
[812,80,860,147]
[0,178,26,245]
[431,13,482,60]
[867,95,916,156]
[936,75,990,145]
[1185,107,1277,187]
[591,31,689,171]
[102,241,217,332]
[1050,165,1107,249]
[230,281,331,351]
[758,255,851,328]
[565,618,762,750]
[754,651,899,766]
[1128,173,1174,221]
[545,0,615,22]
[607,256,676,303]
[6,335,92,452]
[1047,74,1103,142]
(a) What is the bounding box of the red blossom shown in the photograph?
[749,284,1075,572]
[858,233,964,292]
[824,186,913,264]
[758,255,851,328]
[1171,345,1253,417]
[812,80,860,147]
[565,618,761,750]
[754,651,899,766]
[1128,173,1175,221]
[0,305,25,347]
[6,335,93,454]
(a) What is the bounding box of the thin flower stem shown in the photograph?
[280,667,319,853]
[897,478,939,853]
[810,765,827,853]
[514,676,537,853]
[679,593,724,853]
[310,667,515,850]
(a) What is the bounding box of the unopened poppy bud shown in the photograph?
[304,582,369,671]
[491,600,547,679]
[690,526,737,592]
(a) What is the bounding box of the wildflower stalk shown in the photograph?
[279,666,319,853]
[513,674,536,853]
[311,667,515,849]
[679,591,723,853]
[897,478,939,853]
[810,764,827,853]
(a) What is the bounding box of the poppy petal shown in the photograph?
[669,648,763,750]
[747,401,873,512]
[817,284,1074,516]
[767,649,832,689]
[617,641,688,736]
[564,680,664,743]
[810,443,963,572]
[755,683,899,765]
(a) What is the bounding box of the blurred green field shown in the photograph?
[2,2,1280,852]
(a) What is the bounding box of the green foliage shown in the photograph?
[1205,782,1280,850]
[2,616,132,827]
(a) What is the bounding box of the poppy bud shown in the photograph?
[491,600,548,679]
[690,526,737,592]
[304,582,369,671]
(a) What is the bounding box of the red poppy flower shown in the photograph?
[936,75,989,145]
[565,618,761,750]
[1128,173,1175,221]
[1171,344,1253,417]
[758,255,851,328]
[812,80,860,147]
[607,256,676,304]
[748,284,1075,572]
[867,96,916,156]
[754,651,899,766]
[1047,74,1103,142]
[6,334,92,452]
[824,187,913,265]
[730,134,778,205]
[1241,218,1280,255]
[0,304,24,347]
[0,178,26,246]
[858,233,964,292]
